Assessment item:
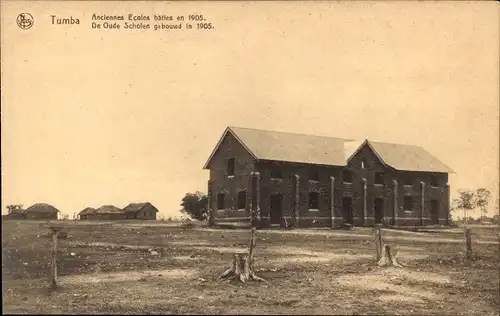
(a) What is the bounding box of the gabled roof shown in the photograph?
[367,141,454,173]
[122,202,158,213]
[203,126,454,173]
[25,203,60,213]
[79,207,96,215]
[203,126,353,168]
[95,205,123,214]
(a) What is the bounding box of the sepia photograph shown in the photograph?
[1,1,499,315]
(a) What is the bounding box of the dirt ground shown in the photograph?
[2,220,499,315]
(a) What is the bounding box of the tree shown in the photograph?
[180,191,208,221]
[6,204,23,214]
[475,188,492,220]
[452,189,475,225]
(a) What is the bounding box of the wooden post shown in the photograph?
[374,227,383,262]
[465,228,472,260]
[248,227,256,268]
[50,227,60,288]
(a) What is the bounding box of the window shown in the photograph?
[217,193,225,210]
[237,191,246,209]
[403,175,413,186]
[227,158,235,176]
[430,175,439,187]
[309,170,319,182]
[309,192,319,209]
[404,196,413,211]
[361,159,368,169]
[342,170,353,183]
[375,172,384,185]
[270,166,282,179]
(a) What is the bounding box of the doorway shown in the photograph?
[270,194,283,225]
[430,200,440,225]
[374,198,383,224]
[342,197,353,224]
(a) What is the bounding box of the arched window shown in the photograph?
[342,170,353,183]
[308,192,319,209]
[227,158,235,176]
[237,191,246,209]
[309,170,319,182]
[361,159,368,169]
[217,193,225,210]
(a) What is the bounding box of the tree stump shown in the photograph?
[377,244,404,268]
[219,227,267,283]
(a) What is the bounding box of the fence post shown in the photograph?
[374,227,383,262]
[50,227,60,289]
[465,228,472,260]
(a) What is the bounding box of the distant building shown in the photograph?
[493,214,500,224]
[203,126,454,229]
[90,205,125,220]
[25,203,59,220]
[122,202,159,220]
[78,207,96,220]
[3,209,27,220]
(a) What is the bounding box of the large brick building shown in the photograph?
[203,126,454,228]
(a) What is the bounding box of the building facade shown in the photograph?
[203,127,453,228]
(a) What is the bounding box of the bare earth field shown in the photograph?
[2,220,499,315]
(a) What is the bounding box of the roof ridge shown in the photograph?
[368,139,424,148]
[228,126,354,141]
[229,126,429,148]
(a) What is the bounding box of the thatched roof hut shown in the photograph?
[25,203,59,220]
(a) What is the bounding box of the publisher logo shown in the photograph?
[17,13,34,30]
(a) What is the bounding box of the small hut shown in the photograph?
[25,203,59,220]
[78,207,96,220]
[122,202,159,220]
[93,205,125,220]
[3,208,27,220]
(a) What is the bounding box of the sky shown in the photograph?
[1,1,499,219]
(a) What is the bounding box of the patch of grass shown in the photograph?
[2,221,499,315]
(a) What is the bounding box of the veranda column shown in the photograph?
[249,172,254,224]
[255,172,261,222]
[330,176,335,228]
[444,183,450,225]
[294,174,300,228]
[393,180,399,226]
[207,180,213,226]
[250,172,261,225]
[362,178,368,226]
[420,181,425,226]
